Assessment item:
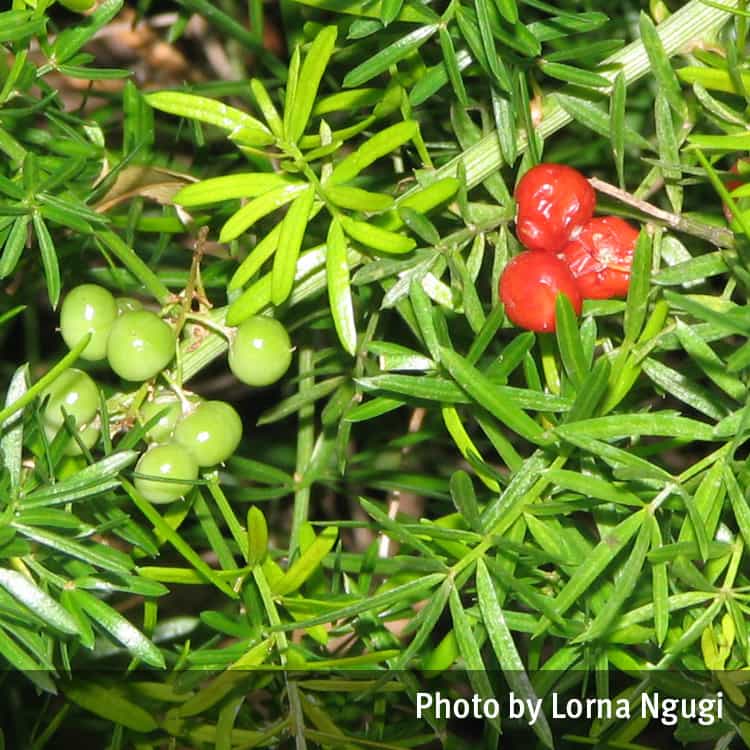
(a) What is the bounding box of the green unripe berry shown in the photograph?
[58,0,97,12]
[139,395,183,443]
[43,368,99,429]
[134,443,199,504]
[60,284,118,361]
[45,422,100,456]
[228,316,292,387]
[116,297,143,315]
[174,401,242,467]
[107,310,174,381]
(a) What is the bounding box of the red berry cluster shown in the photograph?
[500,163,640,333]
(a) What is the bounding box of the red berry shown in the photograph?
[515,163,596,252]
[499,251,582,333]
[723,159,750,222]
[560,216,639,299]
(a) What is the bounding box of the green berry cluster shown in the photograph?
[60,283,170,381]
[133,397,242,504]
[50,283,294,503]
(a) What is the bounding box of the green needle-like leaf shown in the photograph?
[285,26,337,143]
[439,348,552,446]
[326,218,358,356]
[272,185,314,305]
[73,589,165,669]
[175,173,300,206]
[343,25,438,88]
[220,183,308,243]
[477,559,553,749]
[0,569,79,636]
[146,91,274,147]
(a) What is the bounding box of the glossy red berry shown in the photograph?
[723,159,750,222]
[561,216,639,299]
[499,251,582,333]
[515,163,596,252]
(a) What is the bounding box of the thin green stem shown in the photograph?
[289,347,315,558]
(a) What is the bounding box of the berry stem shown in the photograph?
[588,176,735,248]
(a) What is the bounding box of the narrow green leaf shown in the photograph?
[286,26,338,143]
[273,527,339,596]
[62,681,158,732]
[0,214,30,279]
[624,228,652,342]
[642,358,726,420]
[477,559,553,749]
[655,92,683,213]
[576,514,652,642]
[556,93,652,151]
[448,589,500,730]
[271,185,314,305]
[381,0,404,25]
[326,218,358,356]
[345,396,403,422]
[53,0,123,64]
[340,215,416,254]
[674,320,745,402]
[330,120,419,185]
[357,373,570,411]
[539,510,646,630]
[343,25,438,88]
[2,365,27,493]
[32,212,60,308]
[121,480,238,599]
[650,520,669,646]
[97,230,170,304]
[565,355,610,422]
[439,348,551,446]
[219,183,308,243]
[12,524,133,576]
[326,186,393,213]
[23,452,138,507]
[175,173,299,206]
[392,577,451,670]
[177,638,273,717]
[547,469,643,507]
[359,498,435,557]
[274,574,446,631]
[481,451,548,532]
[494,0,518,23]
[399,207,439,245]
[555,294,586,389]
[450,470,482,532]
[639,12,687,118]
[610,72,626,188]
[475,0,511,90]
[442,406,500,492]
[0,569,78,636]
[250,78,283,138]
[724,466,750,551]
[284,45,301,134]
[74,589,165,669]
[227,224,282,291]
[257,377,346,425]
[557,413,714,442]
[146,91,274,146]
[539,61,611,88]
[0,621,49,674]
[692,82,745,125]
[439,27,469,106]
[247,507,268,568]
[410,49,473,107]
